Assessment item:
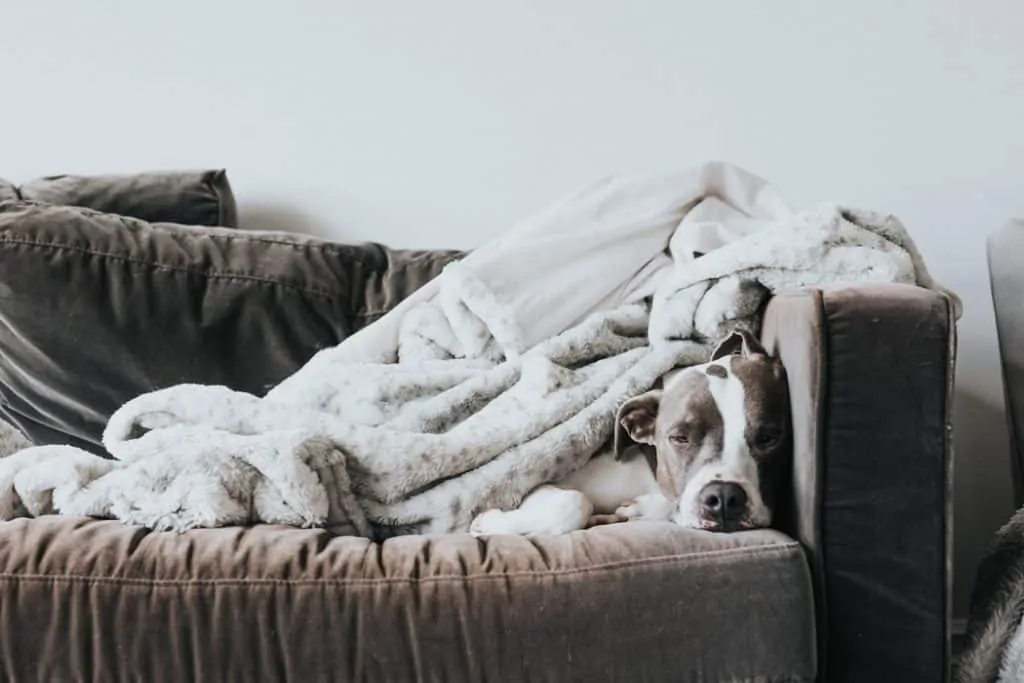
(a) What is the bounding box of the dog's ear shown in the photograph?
[710,328,766,360]
[614,390,662,460]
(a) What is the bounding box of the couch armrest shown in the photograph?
[761,283,955,683]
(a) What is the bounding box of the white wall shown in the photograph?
[3,0,1022,619]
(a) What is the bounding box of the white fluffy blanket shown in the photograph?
[0,162,958,536]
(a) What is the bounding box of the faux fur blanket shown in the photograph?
[0,162,959,537]
[956,507,1024,682]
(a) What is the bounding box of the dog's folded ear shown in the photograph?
[711,327,767,360]
[614,390,662,460]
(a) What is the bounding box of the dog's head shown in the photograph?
[615,328,791,532]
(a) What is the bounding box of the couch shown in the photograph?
[0,170,956,682]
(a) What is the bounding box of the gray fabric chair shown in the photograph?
[989,219,1024,507]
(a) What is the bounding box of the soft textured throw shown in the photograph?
[0,162,959,537]
[956,506,1024,683]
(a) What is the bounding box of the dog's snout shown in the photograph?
[699,482,748,524]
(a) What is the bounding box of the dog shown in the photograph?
[469,328,791,536]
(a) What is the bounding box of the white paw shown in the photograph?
[614,500,643,520]
[614,501,638,518]
[614,493,676,522]
[469,509,510,536]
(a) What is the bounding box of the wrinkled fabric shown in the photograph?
[955,504,1024,682]
[18,169,239,227]
[0,178,17,202]
[0,200,461,451]
[0,517,816,683]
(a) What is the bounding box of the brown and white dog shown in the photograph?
[469,328,791,536]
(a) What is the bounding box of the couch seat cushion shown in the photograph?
[0,517,815,682]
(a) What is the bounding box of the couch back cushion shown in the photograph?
[8,169,238,227]
[0,200,461,451]
[0,178,18,202]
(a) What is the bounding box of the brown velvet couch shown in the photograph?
[0,171,956,682]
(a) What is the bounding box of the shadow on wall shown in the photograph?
[236,202,336,239]
[953,386,1016,620]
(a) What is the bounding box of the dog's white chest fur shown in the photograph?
[559,448,659,514]
[468,452,675,537]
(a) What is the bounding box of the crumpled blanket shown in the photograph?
[0,161,960,537]
[955,506,1024,683]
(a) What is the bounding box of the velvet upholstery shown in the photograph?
[0,518,815,683]
[763,285,955,683]
[15,169,239,227]
[0,200,460,452]
[0,171,955,682]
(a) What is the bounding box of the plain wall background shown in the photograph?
[2,0,1021,620]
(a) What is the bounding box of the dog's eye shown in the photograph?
[755,431,782,449]
[668,434,690,446]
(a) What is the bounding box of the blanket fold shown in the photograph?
[0,161,960,537]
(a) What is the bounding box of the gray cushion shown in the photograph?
[0,517,815,682]
[16,169,239,227]
[0,178,17,202]
[0,199,461,452]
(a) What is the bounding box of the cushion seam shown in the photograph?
[0,236,348,303]
[146,229,371,256]
[0,541,803,587]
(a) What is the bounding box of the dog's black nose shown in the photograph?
[699,482,748,524]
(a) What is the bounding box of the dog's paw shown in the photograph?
[469,509,510,536]
[615,494,675,522]
[614,500,643,520]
